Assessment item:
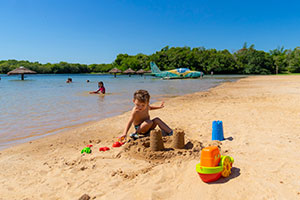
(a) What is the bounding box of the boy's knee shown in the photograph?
[153,117,159,121]
[144,120,153,126]
[153,117,161,123]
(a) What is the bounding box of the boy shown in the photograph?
[120,89,173,140]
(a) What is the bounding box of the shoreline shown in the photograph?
[0,76,243,150]
[1,75,300,199]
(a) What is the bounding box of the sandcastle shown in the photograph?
[150,128,185,151]
[150,129,165,151]
[172,128,185,149]
[122,128,202,161]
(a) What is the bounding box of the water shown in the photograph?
[0,74,246,149]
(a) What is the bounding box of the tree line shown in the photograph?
[1,43,300,75]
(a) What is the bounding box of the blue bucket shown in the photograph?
[212,121,224,141]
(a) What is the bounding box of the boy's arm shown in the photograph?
[119,112,135,138]
[149,101,164,110]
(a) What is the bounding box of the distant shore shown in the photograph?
[1,75,300,199]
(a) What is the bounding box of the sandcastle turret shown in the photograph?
[150,129,164,151]
[172,128,185,149]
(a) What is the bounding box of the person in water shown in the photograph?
[66,78,72,83]
[90,81,106,94]
[119,89,173,140]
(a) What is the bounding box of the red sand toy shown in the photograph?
[112,141,124,147]
[99,147,110,151]
[196,146,234,183]
[87,144,93,148]
[112,136,126,147]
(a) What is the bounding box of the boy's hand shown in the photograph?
[118,136,126,142]
[149,102,165,110]
[118,134,126,139]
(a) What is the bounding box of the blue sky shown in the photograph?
[1,0,300,64]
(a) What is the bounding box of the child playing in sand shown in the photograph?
[90,81,106,94]
[119,89,173,140]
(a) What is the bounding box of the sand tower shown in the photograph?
[172,128,185,149]
[150,129,165,151]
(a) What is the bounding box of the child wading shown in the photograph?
[90,81,106,94]
[120,89,173,140]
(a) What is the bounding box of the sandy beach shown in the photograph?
[1,75,300,200]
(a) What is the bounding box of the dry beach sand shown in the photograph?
[1,76,300,199]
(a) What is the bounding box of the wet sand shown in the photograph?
[0,75,300,199]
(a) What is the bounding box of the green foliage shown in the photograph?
[269,46,288,74]
[0,44,298,75]
[91,63,113,72]
[234,45,273,74]
[0,60,109,74]
[112,53,149,71]
[286,47,300,73]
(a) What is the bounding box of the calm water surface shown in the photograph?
[0,74,246,149]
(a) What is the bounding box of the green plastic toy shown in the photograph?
[81,147,91,154]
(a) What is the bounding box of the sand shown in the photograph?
[1,75,300,200]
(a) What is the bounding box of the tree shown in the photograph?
[286,47,300,73]
[234,44,273,74]
[270,46,288,74]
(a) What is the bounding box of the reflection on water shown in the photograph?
[0,74,246,149]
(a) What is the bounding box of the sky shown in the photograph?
[1,0,300,64]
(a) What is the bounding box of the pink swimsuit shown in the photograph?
[96,86,105,94]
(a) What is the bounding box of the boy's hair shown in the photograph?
[98,81,103,85]
[134,90,150,103]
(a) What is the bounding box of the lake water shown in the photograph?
[0,74,246,149]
